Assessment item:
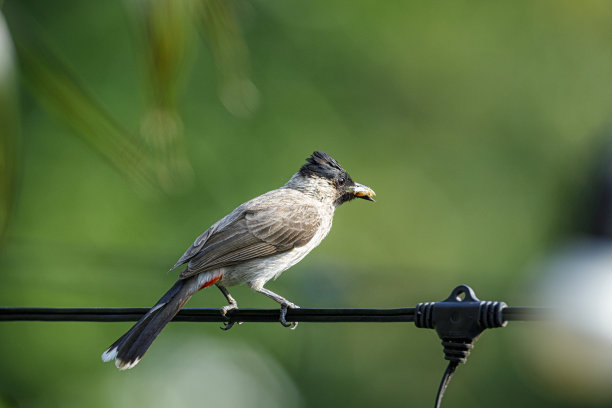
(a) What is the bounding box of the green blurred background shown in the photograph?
[2,1,612,407]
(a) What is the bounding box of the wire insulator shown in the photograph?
[479,301,507,329]
[415,301,435,328]
[441,339,474,364]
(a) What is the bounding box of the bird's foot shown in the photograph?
[220,303,240,331]
[279,302,300,330]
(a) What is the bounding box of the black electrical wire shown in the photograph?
[435,361,458,408]
[0,306,547,323]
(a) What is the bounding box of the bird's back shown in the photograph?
[174,188,333,287]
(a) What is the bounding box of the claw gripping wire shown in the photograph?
[415,285,507,408]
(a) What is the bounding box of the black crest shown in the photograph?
[299,151,346,179]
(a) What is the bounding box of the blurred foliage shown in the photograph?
[2,0,612,407]
[0,9,18,244]
[137,0,195,193]
[197,0,260,117]
[9,5,158,194]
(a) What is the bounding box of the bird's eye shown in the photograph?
[337,177,345,187]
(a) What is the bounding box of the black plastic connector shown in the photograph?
[415,284,508,408]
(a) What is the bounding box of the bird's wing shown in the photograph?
[167,219,223,273]
[175,190,321,279]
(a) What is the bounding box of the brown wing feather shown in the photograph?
[177,190,321,279]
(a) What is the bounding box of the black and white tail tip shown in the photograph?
[101,347,140,371]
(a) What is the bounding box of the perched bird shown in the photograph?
[102,151,375,370]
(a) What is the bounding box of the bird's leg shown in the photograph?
[252,286,300,329]
[216,283,239,331]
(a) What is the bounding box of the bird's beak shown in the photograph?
[350,183,376,201]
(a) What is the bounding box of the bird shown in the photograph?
[102,151,375,370]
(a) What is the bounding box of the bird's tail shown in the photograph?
[102,273,220,370]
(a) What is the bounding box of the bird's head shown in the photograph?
[285,151,376,207]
